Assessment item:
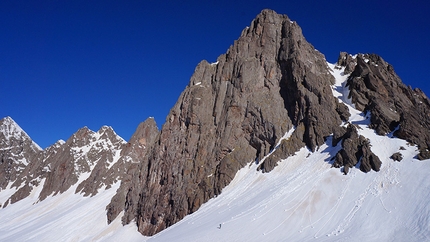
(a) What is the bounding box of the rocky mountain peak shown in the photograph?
[97,125,126,145]
[105,9,430,236]
[108,9,349,236]
[0,117,42,195]
[0,121,129,206]
[0,116,41,151]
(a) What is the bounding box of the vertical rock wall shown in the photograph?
[112,9,346,235]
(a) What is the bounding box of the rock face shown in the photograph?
[0,117,43,206]
[109,10,430,236]
[109,9,351,235]
[338,52,430,159]
[106,118,159,224]
[0,117,42,189]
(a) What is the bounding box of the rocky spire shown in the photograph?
[109,9,349,235]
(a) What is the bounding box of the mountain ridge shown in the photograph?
[0,116,129,206]
[0,9,429,241]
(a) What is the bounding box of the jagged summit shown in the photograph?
[0,116,42,151]
[336,52,430,160]
[0,117,128,205]
[0,116,43,193]
[110,10,430,236]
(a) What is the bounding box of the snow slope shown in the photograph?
[0,181,143,241]
[0,61,429,241]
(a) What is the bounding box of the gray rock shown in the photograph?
[106,118,159,224]
[390,152,403,161]
[343,53,430,159]
[337,52,357,75]
[333,124,381,174]
[417,148,430,160]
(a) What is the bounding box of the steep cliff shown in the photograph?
[110,9,355,235]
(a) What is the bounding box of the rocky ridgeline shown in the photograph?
[338,52,430,160]
[0,117,132,207]
[1,9,430,237]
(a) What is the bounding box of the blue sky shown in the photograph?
[1,0,429,148]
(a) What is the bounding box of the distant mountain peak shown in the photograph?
[0,116,42,151]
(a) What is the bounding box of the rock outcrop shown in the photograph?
[339,52,430,160]
[390,152,403,161]
[332,124,381,174]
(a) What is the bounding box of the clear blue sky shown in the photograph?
[1,0,429,148]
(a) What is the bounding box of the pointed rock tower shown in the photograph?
[108,9,362,235]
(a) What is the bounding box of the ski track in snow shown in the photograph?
[1,61,430,241]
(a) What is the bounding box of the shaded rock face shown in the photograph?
[340,52,430,159]
[332,124,381,174]
[106,118,159,224]
[110,9,347,236]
